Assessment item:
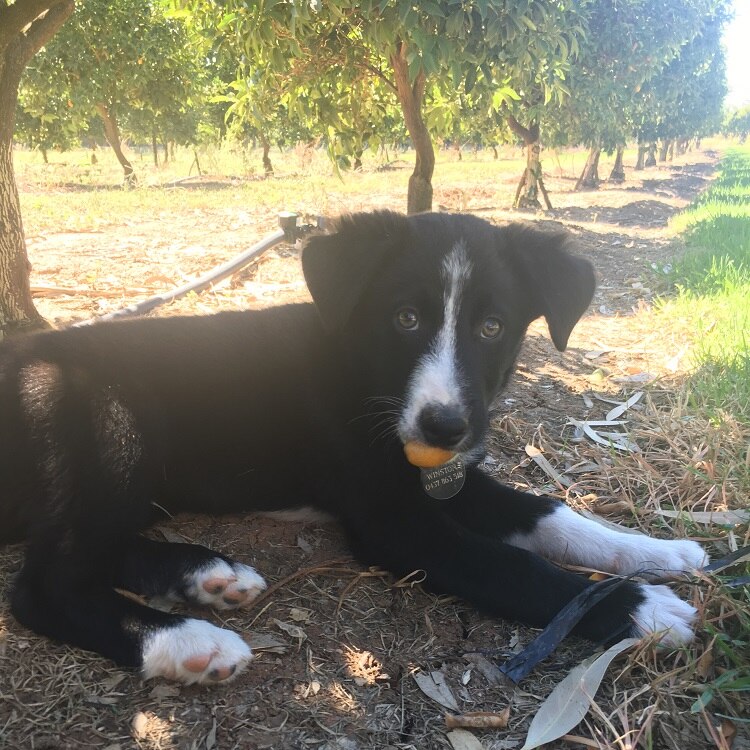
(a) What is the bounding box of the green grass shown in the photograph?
[660,147,750,718]
[661,147,750,424]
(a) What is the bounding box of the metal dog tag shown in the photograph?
[420,457,466,500]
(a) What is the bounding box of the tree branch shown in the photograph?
[358,59,397,94]
[0,0,66,51]
[17,0,75,67]
[505,111,533,143]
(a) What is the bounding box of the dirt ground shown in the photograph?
[1,148,746,750]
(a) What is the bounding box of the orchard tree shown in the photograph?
[633,6,727,162]
[725,106,750,142]
[494,8,583,210]
[560,0,721,190]
[23,0,204,183]
[0,0,75,335]
[636,3,728,163]
[181,0,583,214]
[15,86,84,162]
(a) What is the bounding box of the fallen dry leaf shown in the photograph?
[521,638,638,749]
[413,670,460,712]
[447,728,486,750]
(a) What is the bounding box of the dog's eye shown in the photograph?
[480,317,503,339]
[396,308,419,331]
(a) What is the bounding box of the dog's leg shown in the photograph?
[434,470,704,644]
[442,473,707,577]
[503,499,707,577]
[342,473,700,645]
[12,363,253,683]
[11,553,252,684]
[113,536,266,610]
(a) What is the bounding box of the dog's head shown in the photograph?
[303,211,595,461]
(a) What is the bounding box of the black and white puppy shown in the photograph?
[0,211,704,685]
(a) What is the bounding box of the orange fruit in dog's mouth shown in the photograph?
[404,442,456,468]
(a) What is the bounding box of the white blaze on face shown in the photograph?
[399,241,473,443]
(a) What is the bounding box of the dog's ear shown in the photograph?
[302,211,410,331]
[499,223,596,351]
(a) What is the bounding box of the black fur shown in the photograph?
[0,211,649,673]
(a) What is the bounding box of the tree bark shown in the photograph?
[658,140,669,162]
[634,144,646,170]
[575,146,601,190]
[390,42,434,214]
[96,102,136,184]
[0,0,75,337]
[608,145,625,182]
[645,144,657,167]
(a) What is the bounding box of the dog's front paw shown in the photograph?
[141,619,252,684]
[183,559,267,609]
[614,537,708,578]
[631,584,697,646]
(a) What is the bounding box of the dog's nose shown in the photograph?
[418,405,469,449]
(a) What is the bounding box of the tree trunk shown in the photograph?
[517,141,542,209]
[0,0,75,337]
[667,140,675,161]
[162,140,169,165]
[492,145,498,160]
[95,102,136,184]
[507,116,551,210]
[608,145,625,182]
[635,144,646,170]
[645,144,657,167]
[576,146,601,190]
[190,147,202,177]
[658,140,669,162]
[390,42,434,214]
[41,147,48,164]
[0,128,44,337]
[260,133,273,175]
[152,130,159,167]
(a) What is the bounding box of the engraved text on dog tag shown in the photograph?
[420,457,465,500]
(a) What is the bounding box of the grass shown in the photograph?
[14,139,637,235]
[657,146,750,724]
[661,147,750,424]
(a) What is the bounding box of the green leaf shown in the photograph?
[420,1,445,19]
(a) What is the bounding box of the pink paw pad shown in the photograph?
[187,561,267,610]
[142,620,252,685]
[201,577,235,596]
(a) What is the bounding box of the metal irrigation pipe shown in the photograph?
[74,212,317,327]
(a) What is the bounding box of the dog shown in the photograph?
[0,211,705,685]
